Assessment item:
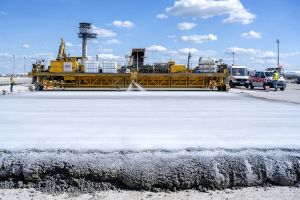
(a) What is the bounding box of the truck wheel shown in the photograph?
[280,87,285,91]
[250,83,254,89]
[245,84,249,89]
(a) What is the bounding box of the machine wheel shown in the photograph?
[245,84,249,89]
[250,83,254,89]
[35,83,44,91]
[280,87,285,91]
[32,76,37,84]
[224,84,230,91]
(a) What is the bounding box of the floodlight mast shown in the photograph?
[276,39,280,67]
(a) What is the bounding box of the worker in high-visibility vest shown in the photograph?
[10,76,15,92]
[273,71,280,91]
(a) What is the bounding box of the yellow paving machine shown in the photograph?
[30,23,230,91]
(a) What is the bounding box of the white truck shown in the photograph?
[248,70,286,91]
[228,65,250,88]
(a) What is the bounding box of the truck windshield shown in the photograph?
[232,68,247,76]
[265,72,274,77]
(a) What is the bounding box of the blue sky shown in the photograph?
[0,0,300,73]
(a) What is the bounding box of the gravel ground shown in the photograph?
[0,187,299,200]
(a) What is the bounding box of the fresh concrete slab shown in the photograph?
[0,91,300,150]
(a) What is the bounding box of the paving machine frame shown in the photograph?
[30,71,229,91]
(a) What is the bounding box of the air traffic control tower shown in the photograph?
[78,22,97,59]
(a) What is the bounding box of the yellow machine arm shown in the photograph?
[57,38,67,60]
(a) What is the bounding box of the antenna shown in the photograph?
[78,22,97,59]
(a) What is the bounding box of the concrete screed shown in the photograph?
[0,84,300,193]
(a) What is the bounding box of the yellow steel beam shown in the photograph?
[31,72,228,89]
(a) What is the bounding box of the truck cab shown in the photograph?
[229,65,249,88]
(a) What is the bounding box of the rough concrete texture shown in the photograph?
[0,149,300,193]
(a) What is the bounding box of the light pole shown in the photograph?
[232,51,235,65]
[12,54,15,75]
[23,57,26,76]
[276,39,280,67]
[125,55,129,67]
[136,51,138,71]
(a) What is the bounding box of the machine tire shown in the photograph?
[280,87,285,91]
[224,84,230,91]
[35,83,44,91]
[245,84,249,89]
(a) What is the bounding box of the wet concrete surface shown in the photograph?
[0,149,299,192]
[231,83,300,104]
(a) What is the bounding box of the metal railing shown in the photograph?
[0,80,32,86]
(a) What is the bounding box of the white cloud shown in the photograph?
[21,44,30,49]
[156,13,168,19]
[250,57,265,64]
[167,50,179,55]
[241,31,261,39]
[92,26,116,37]
[103,39,121,45]
[100,49,113,53]
[166,0,255,24]
[147,45,168,52]
[179,48,198,55]
[266,59,277,64]
[0,11,6,15]
[65,42,73,47]
[256,51,277,58]
[178,48,216,56]
[97,54,121,60]
[256,60,265,64]
[227,47,300,62]
[258,51,300,59]
[181,34,217,43]
[112,20,134,28]
[226,47,257,55]
[177,22,197,30]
